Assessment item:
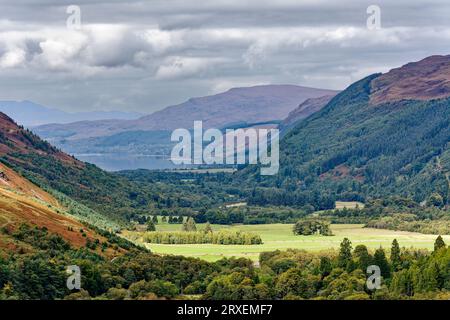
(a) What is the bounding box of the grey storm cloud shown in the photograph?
[0,0,450,113]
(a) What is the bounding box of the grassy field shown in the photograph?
[335,201,364,209]
[123,222,450,262]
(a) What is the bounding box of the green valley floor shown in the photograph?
[123,223,450,262]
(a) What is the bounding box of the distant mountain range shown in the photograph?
[34,85,338,139]
[30,85,338,169]
[0,100,142,127]
[128,85,339,131]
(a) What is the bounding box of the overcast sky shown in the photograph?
[0,0,450,114]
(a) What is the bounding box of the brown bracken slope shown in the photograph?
[0,161,107,251]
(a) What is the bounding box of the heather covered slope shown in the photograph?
[370,55,450,105]
[239,56,450,205]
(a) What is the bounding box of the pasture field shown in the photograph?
[123,222,450,262]
[335,201,364,209]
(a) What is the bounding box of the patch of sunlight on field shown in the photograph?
[125,223,450,262]
[335,201,364,209]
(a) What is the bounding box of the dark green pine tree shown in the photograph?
[338,238,352,268]
[353,245,372,272]
[390,239,401,271]
[319,256,333,277]
[373,247,391,279]
[152,215,159,224]
[434,235,446,252]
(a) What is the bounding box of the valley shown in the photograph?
[0,54,449,300]
[123,222,450,262]
[2,0,450,304]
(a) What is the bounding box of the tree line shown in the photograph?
[143,230,262,245]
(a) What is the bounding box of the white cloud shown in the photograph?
[0,1,449,112]
[155,56,226,80]
[0,47,26,68]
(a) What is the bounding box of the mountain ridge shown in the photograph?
[34,84,339,141]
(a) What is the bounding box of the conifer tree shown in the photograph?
[434,235,446,252]
[390,239,401,271]
[353,245,372,272]
[338,238,352,268]
[373,247,390,279]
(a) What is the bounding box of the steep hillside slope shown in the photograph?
[239,55,450,205]
[0,162,110,253]
[0,162,57,206]
[280,94,338,131]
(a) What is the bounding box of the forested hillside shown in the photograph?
[238,56,450,206]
